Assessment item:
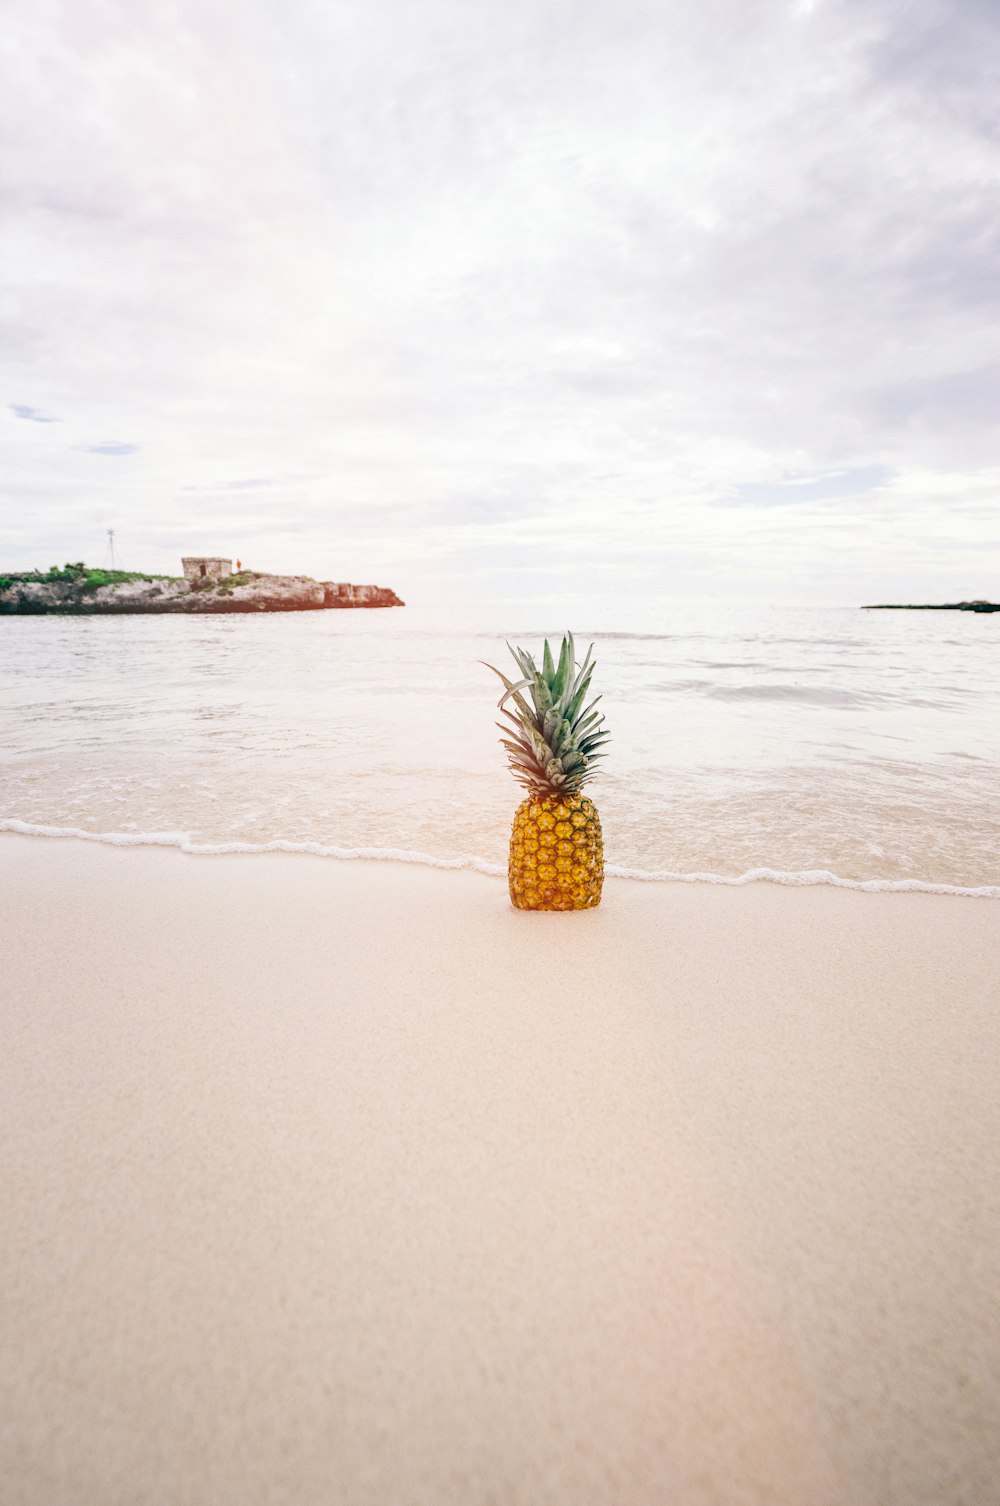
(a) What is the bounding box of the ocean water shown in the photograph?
[1,599,998,895]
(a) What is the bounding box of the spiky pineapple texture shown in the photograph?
[486,632,610,797]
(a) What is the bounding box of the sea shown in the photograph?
[1,598,998,896]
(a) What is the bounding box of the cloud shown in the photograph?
[870,363,1000,435]
[10,402,57,422]
[1,0,998,600]
[726,467,892,507]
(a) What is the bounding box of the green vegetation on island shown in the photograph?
[0,563,277,598]
[188,570,258,595]
[0,562,180,595]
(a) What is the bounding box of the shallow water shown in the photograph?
[1,599,998,893]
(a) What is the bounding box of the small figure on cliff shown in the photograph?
[236,559,243,572]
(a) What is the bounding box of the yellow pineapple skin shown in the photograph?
[509,793,604,911]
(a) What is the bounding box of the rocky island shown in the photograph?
[0,559,404,614]
[863,600,999,613]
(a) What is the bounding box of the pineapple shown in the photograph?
[486,632,609,911]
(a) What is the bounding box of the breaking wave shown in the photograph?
[3,819,997,898]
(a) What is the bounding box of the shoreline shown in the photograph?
[2,832,999,1504]
[2,819,998,898]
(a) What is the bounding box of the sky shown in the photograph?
[2,0,999,604]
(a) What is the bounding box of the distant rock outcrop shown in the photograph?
[322,581,404,608]
[862,601,999,613]
[0,571,404,614]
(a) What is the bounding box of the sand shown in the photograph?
[1,832,998,1506]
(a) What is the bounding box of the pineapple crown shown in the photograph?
[484,631,610,797]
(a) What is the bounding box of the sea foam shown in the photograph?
[3,820,997,898]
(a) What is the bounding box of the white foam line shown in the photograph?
[605,862,1000,898]
[2,820,997,897]
[0,820,507,875]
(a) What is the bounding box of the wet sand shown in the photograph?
[2,833,998,1505]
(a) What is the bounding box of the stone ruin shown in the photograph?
[182,556,232,581]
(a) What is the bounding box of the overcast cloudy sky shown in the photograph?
[2,0,998,602]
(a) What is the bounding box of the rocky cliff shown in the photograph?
[0,572,404,614]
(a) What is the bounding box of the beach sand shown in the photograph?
[1,832,998,1506]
